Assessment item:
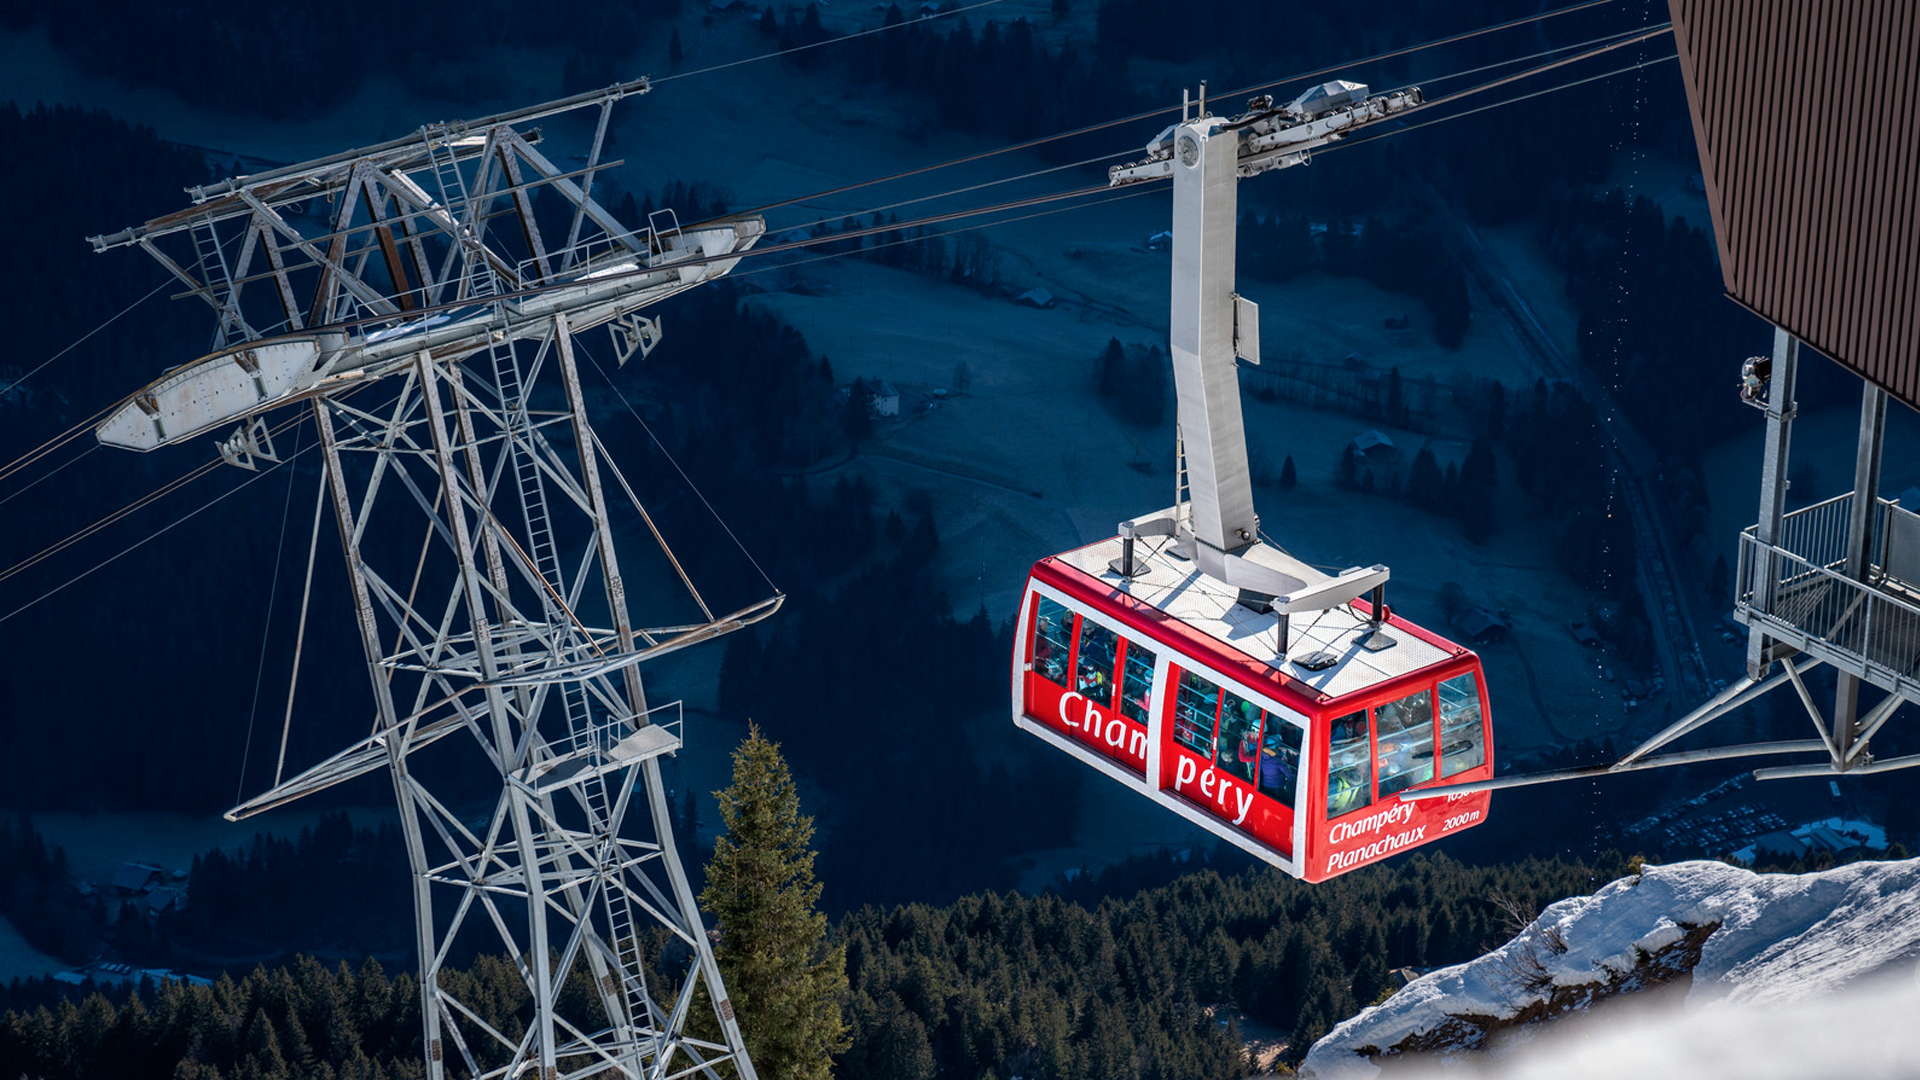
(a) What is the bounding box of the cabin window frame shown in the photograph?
[1163,658,1310,857]
[1021,584,1154,771]
[1436,670,1488,779]
[1374,686,1437,798]
[1030,595,1075,689]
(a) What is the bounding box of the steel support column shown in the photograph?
[1747,327,1799,679]
[1832,383,1888,768]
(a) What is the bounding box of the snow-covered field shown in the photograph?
[1303,858,1920,1079]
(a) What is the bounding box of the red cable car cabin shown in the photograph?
[1013,537,1494,882]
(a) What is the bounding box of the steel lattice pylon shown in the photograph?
[89,81,778,1080]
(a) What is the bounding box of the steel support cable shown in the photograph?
[1404,21,1670,93]
[760,146,1137,248]
[275,456,329,788]
[1,277,171,397]
[154,2,1634,356]
[650,0,1009,86]
[0,443,99,509]
[0,455,224,583]
[0,401,119,487]
[1320,46,1678,158]
[729,183,1160,283]
[0,439,319,626]
[0,407,307,585]
[17,6,1642,577]
[741,31,1671,288]
[1212,0,1627,103]
[237,419,308,805]
[587,428,715,623]
[1350,24,1673,135]
[272,17,1650,338]
[683,0,1626,230]
[574,340,780,595]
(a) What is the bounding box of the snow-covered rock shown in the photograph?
[1302,859,1920,1078]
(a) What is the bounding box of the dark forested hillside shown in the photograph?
[1,851,1629,1079]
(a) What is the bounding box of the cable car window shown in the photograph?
[1219,690,1263,783]
[1076,620,1120,708]
[1118,640,1156,725]
[1327,710,1372,818]
[1375,688,1435,797]
[1032,597,1073,686]
[1438,672,1486,778]
[1174,669,1221,757]
[1259,720,1302,808]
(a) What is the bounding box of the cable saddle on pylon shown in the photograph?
[1109,80,1424,187]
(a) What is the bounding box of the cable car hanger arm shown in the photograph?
[1103,79,1426,644]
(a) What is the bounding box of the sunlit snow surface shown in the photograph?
[1303,859,1920,1079]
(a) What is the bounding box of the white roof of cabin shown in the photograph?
[1055,537,1453,702]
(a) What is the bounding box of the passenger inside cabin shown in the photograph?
[1218,694,1262,781]
[1259,723,1301,807]
[1077,622,1119,703]
[1033,599,1074,684]
[1326,711,1372,817]
[1119,642,1156,725]
[1375,689,1435,798]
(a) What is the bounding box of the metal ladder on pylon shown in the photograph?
[189,213,237,345]
[428,125,664,1066]
[593,763,665,1063]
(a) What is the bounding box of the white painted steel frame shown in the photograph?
[95,84,773,1080]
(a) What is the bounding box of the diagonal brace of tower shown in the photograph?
[87,80,779,1080]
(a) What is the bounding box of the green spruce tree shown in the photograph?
[701,725,850,1080]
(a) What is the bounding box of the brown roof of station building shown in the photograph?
[1669,0,1920,411]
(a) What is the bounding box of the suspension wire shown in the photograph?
[771,145,1136,245]
[275,454,329,788]
[1,278,171,397]
[0,401,120,487]
[575,339,780,595]
[1215,0,1626,102]
[0,23,1664,590]
[652,0,1008,85]
[588,429,716,622]
[11,0,1629,416]
[237,418,307,804]
[0,438,318,626]
[0,407,307,585]
[0,455,227,583]
[1408,21,1668,92]
[734,183,1160,282]
[506,11,1656,295]
[690,0,1626,229]
[1324,45,1677,157]
[1404,24,1670,117]
[0,443,99,509]
[276,12,1659,338]
[7,4,1648,592]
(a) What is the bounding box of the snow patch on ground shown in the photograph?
[1302,859,1920,1078]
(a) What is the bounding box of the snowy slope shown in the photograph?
[1302,858,1920,1079]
